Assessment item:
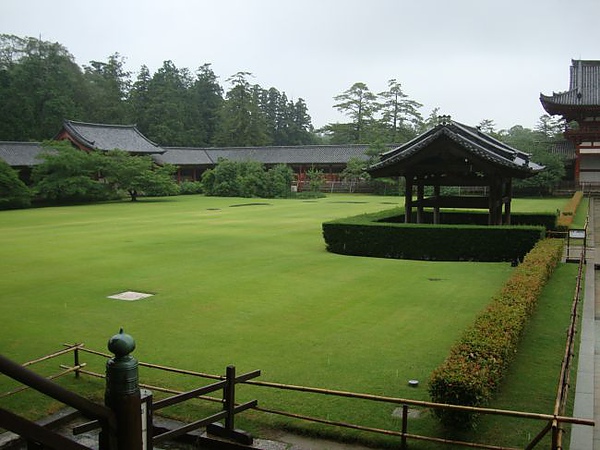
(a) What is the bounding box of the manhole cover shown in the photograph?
[107,291,154,301]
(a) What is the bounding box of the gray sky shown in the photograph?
[2,0,599,131]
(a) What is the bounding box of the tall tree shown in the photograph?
[144,60,192,145]
[83,53,131,124]
[0,35,86,140]
[535,114,564,139]
[213,72,270,147]
[186,63,223,146]
[477,119,497,135]
[376,79,422,142]
[333,82,377,143]
[128,65,152,134]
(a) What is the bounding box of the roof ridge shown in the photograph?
[64,119,137,129]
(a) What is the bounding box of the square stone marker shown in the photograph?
[108,291,154,301]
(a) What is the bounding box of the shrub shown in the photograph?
[428,238,564,428]
[0,160,32,209]
[556,191,584,231]
[201,159,294,198]
[179,181,203,195]
[322,209,548,262]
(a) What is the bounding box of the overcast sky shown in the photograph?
[2,0,599,131]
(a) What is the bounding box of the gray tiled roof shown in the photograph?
[540,60,600,110]
[0,142,46,166]
[59,120,165,154]
[160,144,393,166]
[368,121,543,178]
[154,148,213,165]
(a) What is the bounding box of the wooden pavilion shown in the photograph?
[367,117,543,225]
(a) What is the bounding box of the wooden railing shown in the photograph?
[3,341,587,450]
[0,350,116,449]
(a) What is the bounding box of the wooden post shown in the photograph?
[206,365,253,445]
[401,404,408,449]
[103,330,143,450]
[433,184,441,224]
[416,181,424,224]
[224,365,236,431]
[405,176,413,223]
[74,346,80,379]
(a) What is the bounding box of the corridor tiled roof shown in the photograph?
[158,144,390,166]
[57,120,165,154]
[0,142,45,166]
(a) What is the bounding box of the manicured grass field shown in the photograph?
[0,194,575,447]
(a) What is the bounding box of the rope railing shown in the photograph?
[3,342,592,450]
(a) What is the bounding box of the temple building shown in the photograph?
[0,120,389,191]
[540,60,600,184]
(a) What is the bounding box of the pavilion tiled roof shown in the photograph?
[158,144,393,166]
[0,142,45,166]
[57,120,165,154]
[368,120,543,178]
[540,60,600,113]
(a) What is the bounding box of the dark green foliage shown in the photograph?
[0,35,86,141]
[178,181,203,195]
[102,150,179,200]
[32,142,179,203]
[498,124,566,195]
[0,159,32,209]
[32,142,113,203]
[428,238,564,429]
[201,159,293,198]
[322,209,547,262]
[0,35,315,147]
[266,164,294,198]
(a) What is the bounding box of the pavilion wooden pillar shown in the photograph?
[433,184,441,225]
[404,176,413,223]
[502,178,512,225]
[416,179,425,224]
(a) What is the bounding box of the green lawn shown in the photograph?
[0,194,576,447]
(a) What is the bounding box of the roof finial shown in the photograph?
[438,115,452,126]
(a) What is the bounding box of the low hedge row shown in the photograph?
[556,191,584,231]
[322,209,546,262]
[428,238,564,428]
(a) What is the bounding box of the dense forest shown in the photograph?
[0,35,315,147]
[1,34,566,148]
[0,34,568,188]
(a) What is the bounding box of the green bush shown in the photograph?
[557,191,584,231]
[322,209,547,262]
[428,238,564,428]
[0,160,32,209]
[201,159,293,198]
[179,181,203,195]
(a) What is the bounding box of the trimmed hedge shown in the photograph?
[428,238,564,428]
[322,209,547,262]
[557,191,584,231]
